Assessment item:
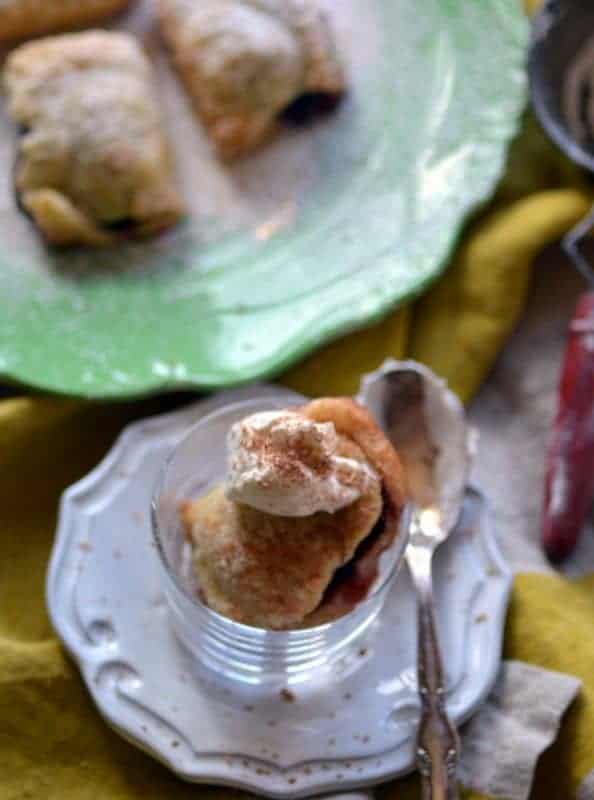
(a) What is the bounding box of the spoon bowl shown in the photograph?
[359,359,473,531]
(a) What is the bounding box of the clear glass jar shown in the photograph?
[151,397,409,686]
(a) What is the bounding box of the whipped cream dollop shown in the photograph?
[224,410,377,517]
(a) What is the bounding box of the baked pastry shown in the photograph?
[4,31,183,246]
[0,0,131,43]
[157,0,346,160]
[181,399,407,629]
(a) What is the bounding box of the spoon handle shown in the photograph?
[408,547,460,799]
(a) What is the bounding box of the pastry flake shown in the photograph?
[4,30,183,246]
[157,0,346,159]
[0,0,132,43]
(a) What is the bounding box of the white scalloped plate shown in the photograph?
[47,385,511,798]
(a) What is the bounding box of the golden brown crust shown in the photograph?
[182,399,408,629]
[157,0,345,160]
[4,31,183,247]
[0,0,131,43]
[182,434,383,629]
[300,398,408,514]
[297,398,408,625]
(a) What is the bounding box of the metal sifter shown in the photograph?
[529,0,594,562]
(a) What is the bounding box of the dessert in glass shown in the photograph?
[152,395,409,684]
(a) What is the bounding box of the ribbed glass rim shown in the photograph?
[150,396,410,636]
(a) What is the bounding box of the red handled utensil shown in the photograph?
[542,266,594,562]
[529,0,594,562]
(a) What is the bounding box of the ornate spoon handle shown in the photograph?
[408,546,460,799]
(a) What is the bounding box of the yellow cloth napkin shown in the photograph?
[2,3,594,797]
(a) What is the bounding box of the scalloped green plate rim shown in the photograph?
[0,0,528,398]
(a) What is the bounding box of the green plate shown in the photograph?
[0,0,527,398]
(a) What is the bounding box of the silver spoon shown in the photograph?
[360,360,474,800]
